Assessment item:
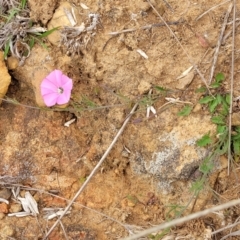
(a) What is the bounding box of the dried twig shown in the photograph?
[43,103,139,239]
[2,183,132,232]
[146,0,211,94]
[108,20,185,36]
[228,0,236,175]
[195,0,231,21]
[208,3,233,84]
[122,198,240,240]
[223,21,240,44]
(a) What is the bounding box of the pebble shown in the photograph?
[138,80,151,95]
[0,203,8,213]
[9,203,22,213]
[0,188,11,200]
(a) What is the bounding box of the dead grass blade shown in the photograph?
[195,0,231,21]
[43,103,139,239]
[208,3,232,84]
[121,198,240,240]
[227,0,236,175]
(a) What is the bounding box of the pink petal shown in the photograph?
[60,75,72,86]
[41,78,58,91]
[45,70,62,87]
[54,69,64,86]
[42,92,59,107]
[62,78,73,91]
[41,87,56,95]
[56,90,71,105]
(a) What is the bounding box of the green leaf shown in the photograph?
[199,96,214,104]
[216,139,228,155]
[216,94,223,104]
[195,86,207,93]
[20,0,27,9]
[190,178,205,194]
[233,140,240,155]
[217,125,227,135]
[177,105,192,116]
[28,37,35,49]
[225,94,231,105]
[209,98,219,113]
[235,126,240,133]
[196,133,212,147]
[38,27,59,38]
[232,134,240,141]
[3,40,10,59]
[211,115,225,125]
[210,82,221,88]
[215,72,225,83]
[199,158,214,174]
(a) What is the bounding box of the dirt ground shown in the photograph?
[1,0,240,239]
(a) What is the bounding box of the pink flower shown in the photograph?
[41,70,73,107]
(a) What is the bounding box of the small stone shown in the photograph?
[7,56,19,70]
[0,203,8,213]
[137,80,151,95]
[0,51,11,104]
[232,112,240,126]
[176,71,195,90]
[9,203,22,213]
[0,188,11,200]
[47,2,82,46]
[0,213,5,219]
[121,150,129,158]
[193,103,202,113]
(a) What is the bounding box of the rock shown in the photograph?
[0,52,11,104]
[11,45,54,106]
[232,112,240,126]
[0,213,5,219]
[9,203,22,213]
[12,45,71,107]
[7,56,19,70]
[138,80,151,94]
[28,0,58,25]
[176,71,195,89]
[130,110,216,194]
[0,203,8,213]
[47,2,83,46]
[0,188,11,200]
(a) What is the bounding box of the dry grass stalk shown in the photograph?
[122,198,240,240]
[43,103,139,239]
[208,3,233,84]
[195,0,231,21]
[227,0,236,175]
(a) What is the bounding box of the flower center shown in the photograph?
[57,87,64,94]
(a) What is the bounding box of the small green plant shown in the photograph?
[191,73,240,194]
[177,105,192,116]
[0,0,58,64]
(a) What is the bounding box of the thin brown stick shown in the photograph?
[208,3,233,84]
[121,198,240,240]
[108,20,185,36]
[223,22,240,44]
[195,0,231,21]
[228,0,236,175]
[43,103,139,239]
[2,183,131,231]
[146,0,212,94]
